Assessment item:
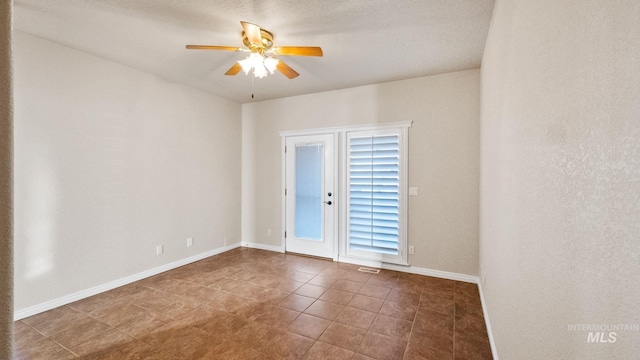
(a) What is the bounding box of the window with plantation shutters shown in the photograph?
[343,124,409,265]
[349,134,400,255]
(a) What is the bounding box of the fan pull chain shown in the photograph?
[251,71,255,99]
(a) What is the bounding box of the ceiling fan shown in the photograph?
[186,21,323,79]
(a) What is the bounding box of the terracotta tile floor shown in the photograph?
[13,248,492,359]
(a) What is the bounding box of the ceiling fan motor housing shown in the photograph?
[242,29,274,53]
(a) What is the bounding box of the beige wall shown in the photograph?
[480,0,640,358]
[1,1,13,357]
[13,32,242,312]
[243,69,480,276]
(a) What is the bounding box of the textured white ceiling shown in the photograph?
[14,0,495,104]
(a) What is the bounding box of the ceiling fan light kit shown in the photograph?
[238,52,278,78]
[186,21,323,81]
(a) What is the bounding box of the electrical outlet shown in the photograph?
[156,245,163,255]
[187,237,193,247]
[408,246,415,255]
[267,229,272,237]
[409,187,419,196]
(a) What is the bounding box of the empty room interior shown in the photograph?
[1,0,639,359]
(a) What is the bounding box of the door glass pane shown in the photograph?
[295,144,323,240]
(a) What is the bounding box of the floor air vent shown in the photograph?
[358,267,380,274]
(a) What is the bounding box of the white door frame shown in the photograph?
[280,121,411,263]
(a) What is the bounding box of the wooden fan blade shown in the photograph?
[185,45,241,51]
[274,46,323,57]
[276,61,300,79]
[224,63,242,76]
[240,21,262,45]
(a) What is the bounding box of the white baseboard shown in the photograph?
[14,242,242,320]
[383,263,479,284]
[478,282,499,360]
[338,255,479,284]
[236,245,478,284]
[241,241,285,253]
[237,248,478,284]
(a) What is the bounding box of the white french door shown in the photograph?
[284,134,335,259]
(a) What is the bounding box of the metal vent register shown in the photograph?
[357,267,381,274]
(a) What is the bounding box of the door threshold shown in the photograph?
[284,251,334,262]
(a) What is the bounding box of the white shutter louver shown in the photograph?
[348,134,400,255]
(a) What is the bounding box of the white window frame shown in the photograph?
[339,123,410,266]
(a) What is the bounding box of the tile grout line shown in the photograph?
[453,282,457,360]
[304,267,347,358]
[15,250,489,359]
[22,306,117,359]
[29,316,81,358]
[402,288,421,360]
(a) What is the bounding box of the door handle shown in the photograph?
[323,201,332,205]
